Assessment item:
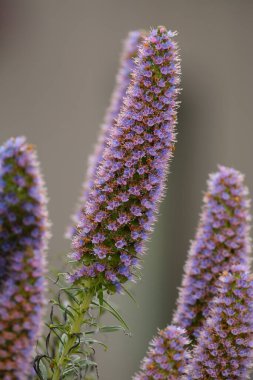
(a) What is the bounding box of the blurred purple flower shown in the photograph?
[187,266,253,379]
[173,166,251,341]
[134,325,190,379]
[0,137,50,379]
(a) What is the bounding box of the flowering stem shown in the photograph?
[51,290,94,380]
[35,26,180,379]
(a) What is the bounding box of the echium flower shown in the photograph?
[173,166,251,341]
[187,266,253,379]
[133,325,190,379]
[69,26,180,292]
[0,137,50,380]
[66,30,145,239]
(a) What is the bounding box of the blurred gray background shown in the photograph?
[1,1,253,379]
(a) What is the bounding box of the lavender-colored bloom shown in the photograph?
[66,30,145,239]
[187,266,253,379]
[134,325,190,379]
[69,26,180,292]
[173,166,251,341]
[0,137,50,379]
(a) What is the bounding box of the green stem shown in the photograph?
[52,291,94,380]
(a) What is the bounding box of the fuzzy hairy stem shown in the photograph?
[51,291,94,380]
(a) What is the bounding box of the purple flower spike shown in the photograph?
[70,26,180,292]
[187,266,253,379]
[66,30,146,239]
[134,325,190,379]
[0,137,50,379]
[173,166,251,341]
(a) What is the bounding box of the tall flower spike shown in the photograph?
[66,30,145,239]
[133,325,190,379]
[69,26,180,292]
[0,137,50,380]
[187,266,253,379]
[173,166,251,342]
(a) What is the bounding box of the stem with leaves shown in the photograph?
[51,290,94,380]
[34,280,129,379]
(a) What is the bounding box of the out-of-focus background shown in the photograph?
[1,1,253,378]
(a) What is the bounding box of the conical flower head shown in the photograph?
[187,266,253,379]
[69,26,181,292]
[0,137,50,380]
[173,166,251,341]
[134,325,190,380]
[66,30,145,239]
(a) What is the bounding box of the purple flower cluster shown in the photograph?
[134,325,190,379]
[173,166,251,341]
[66,30,145,239]
[69,26,180,292]
[187,266,253,379]
[0,137,50,379]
